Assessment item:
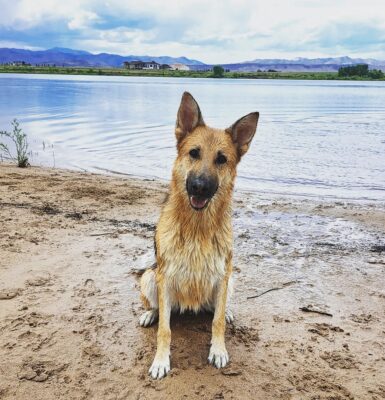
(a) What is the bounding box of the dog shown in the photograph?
[139,92,259,379]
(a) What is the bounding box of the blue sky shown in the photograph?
[1,0,385,63]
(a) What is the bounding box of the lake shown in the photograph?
[0,74,384,201]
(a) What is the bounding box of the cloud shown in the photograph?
[68,10,100,30]
[0,0,384,62]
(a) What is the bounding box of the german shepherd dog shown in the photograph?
[139,92,259,379]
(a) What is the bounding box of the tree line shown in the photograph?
[338,64,384,79]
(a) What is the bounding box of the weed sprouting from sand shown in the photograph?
[0,119,30,168]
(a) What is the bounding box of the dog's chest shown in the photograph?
[165,244,226,281]
[162,239,227,310]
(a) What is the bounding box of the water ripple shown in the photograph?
[1,74,385,201]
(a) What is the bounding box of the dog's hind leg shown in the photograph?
[207,274,234,323]
[139,269,159,327]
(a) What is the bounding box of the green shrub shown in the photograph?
[368,69,384,79]
[212,65,224,78]
[0,119,30,167]
[338,64,369,77]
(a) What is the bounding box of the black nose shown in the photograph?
[186,174,218,198]
[191,177,209,196]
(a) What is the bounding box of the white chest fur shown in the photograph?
[161,242,227,311]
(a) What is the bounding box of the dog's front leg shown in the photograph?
[149,274,171,379]
[209,264,231,368]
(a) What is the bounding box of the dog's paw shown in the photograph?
[149,356,170,379]
[139,310,158,327]
[208,345,229,369]
[225,309,234,324]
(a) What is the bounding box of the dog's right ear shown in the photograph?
[175,92,205,143]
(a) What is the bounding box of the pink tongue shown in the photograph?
[191,196,208,209]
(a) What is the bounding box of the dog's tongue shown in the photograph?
[190,196,208,209]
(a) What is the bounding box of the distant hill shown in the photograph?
[243,56,384,65]
[0,47,204,67]
[190,56,385,72]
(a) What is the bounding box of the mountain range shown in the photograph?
[192,56,385,72]
[0,47,204,67]
[0,48,384,72]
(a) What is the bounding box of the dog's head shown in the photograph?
[173,92,259,211]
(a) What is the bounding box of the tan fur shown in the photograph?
[139,92,259,378]
[141,293,151,309]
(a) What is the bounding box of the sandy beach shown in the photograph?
[0,163,384,400]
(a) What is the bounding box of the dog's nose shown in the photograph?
[191,177,209,196]
[186,173,219,200]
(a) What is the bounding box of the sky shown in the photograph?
[0,0,385,63]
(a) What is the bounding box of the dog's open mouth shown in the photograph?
[189,195,210,210]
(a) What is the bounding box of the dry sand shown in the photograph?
[0,163,384,400]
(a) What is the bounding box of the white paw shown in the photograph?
[225,309,234,324]
[208,345,229,368]
[149,356,170,379]
[139,310,158,327]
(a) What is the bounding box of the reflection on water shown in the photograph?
[0,74,384,201]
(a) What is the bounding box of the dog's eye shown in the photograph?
[216,154,227,165]
[189,148,200,159]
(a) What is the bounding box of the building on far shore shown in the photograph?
[123,60,145,69]
[142,61,160,70]
[10,61,31,66]
[123,60,170,70]
[170,63,190,71]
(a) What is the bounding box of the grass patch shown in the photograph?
[0,119,30,167]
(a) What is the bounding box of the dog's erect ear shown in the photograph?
[226,112,259,159]
[175,92,205,143]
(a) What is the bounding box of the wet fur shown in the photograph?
[139,92,258,378]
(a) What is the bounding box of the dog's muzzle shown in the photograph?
[186,174,218,210]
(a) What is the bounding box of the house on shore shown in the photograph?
[123,61,175,70]
[143,61,160,70]
[123,60,171,70]
[10,61,31,66]
[123,60,146,70]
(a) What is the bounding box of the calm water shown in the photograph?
[0,74,384,201]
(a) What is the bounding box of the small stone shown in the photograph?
[18,368,37,381]
[367,258,385,265]
[0,289,19,300]
[33,373,48,382]
[26,275,50,287]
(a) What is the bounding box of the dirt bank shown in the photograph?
[0,164,384,399]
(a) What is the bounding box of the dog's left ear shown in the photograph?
[175,92,205,144]
[226,112,259,159]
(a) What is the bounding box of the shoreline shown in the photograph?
[1,67,385,81]
[0,163,384,399]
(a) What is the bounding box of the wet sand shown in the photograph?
[0,164,384,400]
